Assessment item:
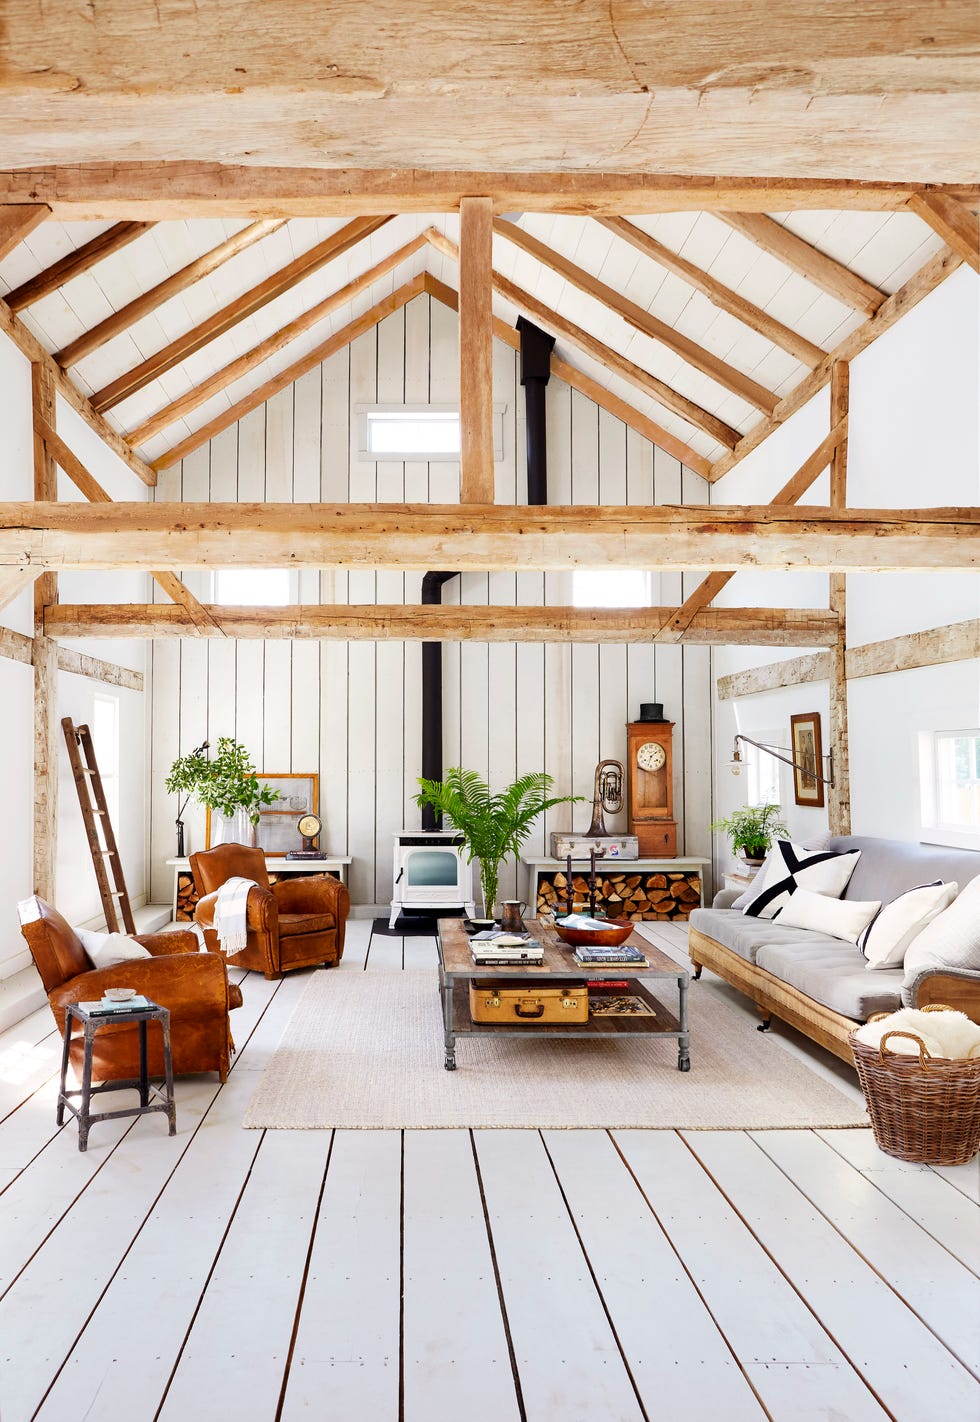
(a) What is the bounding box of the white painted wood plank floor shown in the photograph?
[1,919,977,1422]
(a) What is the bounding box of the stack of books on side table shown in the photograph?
[470,931,544,967]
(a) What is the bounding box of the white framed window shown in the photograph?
[572,569,652,608]
[212,569,295,606]
[92,693,119,831]
[919,728,980,850]
[747,728,782,808]
[356,404,506,462]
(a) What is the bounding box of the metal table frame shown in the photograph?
[57,1000,177,1151]
[437,921,690,1074]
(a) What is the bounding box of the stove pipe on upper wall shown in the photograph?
[517,316,556,506]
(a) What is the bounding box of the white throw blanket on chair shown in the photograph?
[213,876,258,956]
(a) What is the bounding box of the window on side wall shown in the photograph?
[571,570,652,607]
[92,694,120,832]
[919,728,980,850]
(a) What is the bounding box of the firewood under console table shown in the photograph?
[167,856,352,922]
[523,856,707,922]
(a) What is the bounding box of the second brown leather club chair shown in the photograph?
[190,843,350,979]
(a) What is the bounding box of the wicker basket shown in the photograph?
[850,1006,980,1166]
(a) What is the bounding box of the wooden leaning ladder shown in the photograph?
[61,716,136,935]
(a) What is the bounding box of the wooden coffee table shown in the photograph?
[437,917,691,1072]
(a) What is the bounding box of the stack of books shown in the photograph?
[80,995,153,1016]
[470,931,544,967]
[572,943,649,969]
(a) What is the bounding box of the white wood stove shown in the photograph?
[389,830,475,928]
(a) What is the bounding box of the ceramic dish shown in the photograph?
[103,987,138,1002]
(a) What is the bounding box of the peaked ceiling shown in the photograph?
[0,203,960,481]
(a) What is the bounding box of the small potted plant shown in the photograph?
[415,768,581,918]
[709,803,788,867]
[166,737,280,850]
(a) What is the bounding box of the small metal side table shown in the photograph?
[58,1000,177,1152]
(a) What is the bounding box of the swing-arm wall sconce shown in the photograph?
[728,734,835,788]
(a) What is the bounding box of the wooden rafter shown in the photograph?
[32,362,58,903]
[422,272,712,478]
[710,246,961,481]
[152,274,427,471]
[0,203,49,261]
[38,419,224,636]
[126,233,428,449]
[44,603,840,647]
[716,212,885,314]
[91,215,394,412]
[4,503,976,573]
[658,421,847,642]
[427,228,739,449]
[55,220,288,368]
[0,168,976,219]
[0,624,143,691]
[6,222,153,311]
[459,198,495,504]
[494,219,779,414]
[718,620,980,700]
[0,296,156,487]
[907,192,980,274]
[595,217,826,369]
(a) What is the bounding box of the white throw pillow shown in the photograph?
[76,928,152,969]
[736,841,862,920]
[860,881,958,971]
[903,875,980,987]
[776,887,881,944]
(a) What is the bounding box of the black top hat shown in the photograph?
[639,702,666,722]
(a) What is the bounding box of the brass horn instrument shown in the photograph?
[586,759,624,837]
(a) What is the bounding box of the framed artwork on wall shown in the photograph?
[205,773,319,854]
[790,714,825,809]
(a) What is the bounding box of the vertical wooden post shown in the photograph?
[32,362,59,900]
[458,196,495,504]
[828,360,851,836]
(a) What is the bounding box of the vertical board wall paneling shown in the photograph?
[149,295,712,909]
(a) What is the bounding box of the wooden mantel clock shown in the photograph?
[626,720,677,856]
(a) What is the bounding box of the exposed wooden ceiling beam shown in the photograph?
[710,246,961,481]
[37,419,224,636]
[151,274,427,471]
[126,234,428,448]
[1,167,977,221]
[44,602,840,647]
[0,203,50,262]
[55,220,288,368]
[0,624,143,691]
[494,219,779,414]
[595,217,826,369]
[716,212,886,315]
[907,192,980,274]
[422,272,712,478]
[427,228,739,449]
[459,198,495,504]
[91,215,394,412]
[6,222,153,311]
[0,295,156,487]
[3,503,975,573]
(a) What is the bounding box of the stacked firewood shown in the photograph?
[175,874,199,921]
[537,870,701,922]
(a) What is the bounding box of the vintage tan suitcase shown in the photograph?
[469,980,588,1025]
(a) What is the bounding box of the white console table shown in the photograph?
[166,856,352,921]
[523,856,708,922]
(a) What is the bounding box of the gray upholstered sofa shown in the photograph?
[688,836,980,1063]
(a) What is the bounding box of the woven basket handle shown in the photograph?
[879,1029,934,1066]
[919,1002,956,1014]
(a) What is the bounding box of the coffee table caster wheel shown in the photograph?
[444,1055,456,1071]
[678,1054,691,1072]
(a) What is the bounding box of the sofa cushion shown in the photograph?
[735,841,862,919]
[903,876,980,988]
[277,910,335,937]
[756,940,904,1022]
[826,836,980,902]
[858,881,958,969]
[689,907,846,965]
[776,887,881,944]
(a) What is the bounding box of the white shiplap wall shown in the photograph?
[148,293,712,909]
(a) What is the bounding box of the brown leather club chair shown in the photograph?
[20,898,243,1083]
[189,843,350,979]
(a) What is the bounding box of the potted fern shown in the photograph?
[709,803,788,866]
[415,768,581,918]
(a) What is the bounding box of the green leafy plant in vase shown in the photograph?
[709,803,788,867]
[166,737,280,850]
[415,768,582,919]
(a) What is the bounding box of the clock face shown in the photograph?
[297,813,321,838]
[636,741,667,773]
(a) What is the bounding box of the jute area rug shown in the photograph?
[243,970,868,1130]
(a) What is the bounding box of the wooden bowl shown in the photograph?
[553,918,634,948]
